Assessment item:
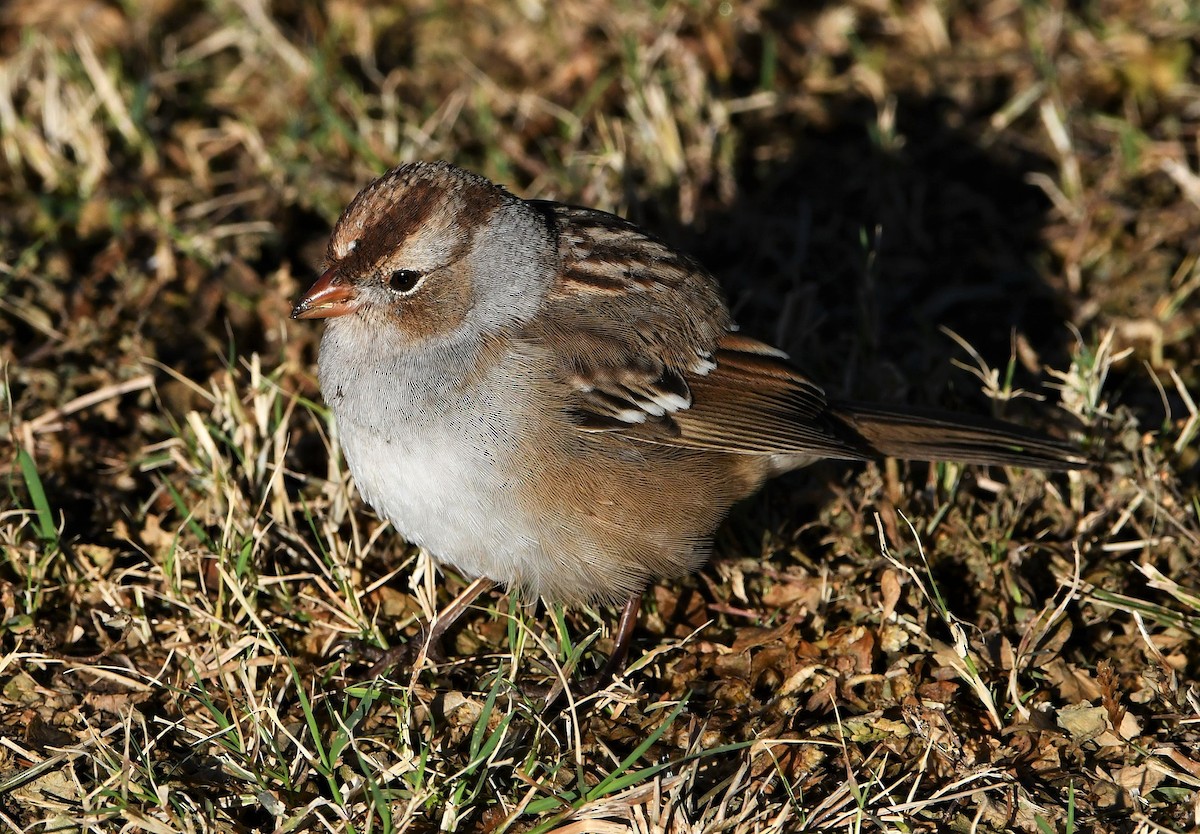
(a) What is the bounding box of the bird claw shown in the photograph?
[332,623,449,678]
[520,669,617,708]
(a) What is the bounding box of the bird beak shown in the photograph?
[291,268,359,319]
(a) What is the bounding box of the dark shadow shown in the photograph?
[683,93,1074,412]
[616,85,1091,730]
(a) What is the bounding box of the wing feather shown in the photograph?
[520,202,866,457]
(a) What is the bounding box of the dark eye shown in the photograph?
[387,269,423,293]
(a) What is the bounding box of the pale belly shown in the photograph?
[334,403,548,588]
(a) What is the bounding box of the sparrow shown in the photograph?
[293,160,1085,687]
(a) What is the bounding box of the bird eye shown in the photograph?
[387,269,423,293]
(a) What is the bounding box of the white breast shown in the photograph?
[319,320,547,588]
[336,401,542,582]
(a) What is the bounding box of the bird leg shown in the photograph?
[538,593,642,708]
[362,576,495,677]
[586,593,642,688]
[351,579,643,711]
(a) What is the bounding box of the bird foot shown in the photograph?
[333,621,449,678]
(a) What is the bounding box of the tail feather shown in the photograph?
[828,400,1088,470]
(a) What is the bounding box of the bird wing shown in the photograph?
[524,202,869,460]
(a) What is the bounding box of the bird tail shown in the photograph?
[827,400,1088,470]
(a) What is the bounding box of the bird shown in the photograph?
[292,160,1086,691]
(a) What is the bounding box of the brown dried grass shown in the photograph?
[1,1,1198,831]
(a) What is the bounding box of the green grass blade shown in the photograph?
[16,447,58,548]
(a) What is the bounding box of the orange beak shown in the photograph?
[291,268,360,320]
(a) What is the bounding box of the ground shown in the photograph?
[1,0,1198,832]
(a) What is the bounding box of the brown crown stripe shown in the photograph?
[332,177,440,269]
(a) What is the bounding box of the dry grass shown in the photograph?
[2,0,1199,831]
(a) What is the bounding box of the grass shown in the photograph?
[2,0,1199,831]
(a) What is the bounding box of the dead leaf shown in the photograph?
[1044,657,1104,703]
[1112,763,1164,797]
[1056,703,1111,744]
